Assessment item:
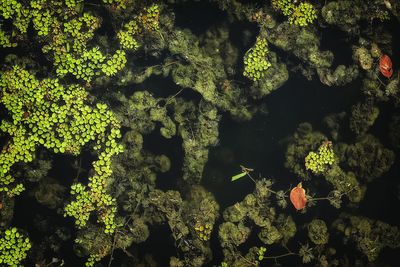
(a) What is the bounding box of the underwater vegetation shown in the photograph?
[0,0,400,266]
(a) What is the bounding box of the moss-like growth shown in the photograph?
[219,222,251,247]
[349,100,379,136]
[221,179,296,265]
[74,226,112,267]
[308,219,329,245]
[321,1,362,33]
[32,178,66,209]
[318,65,359,87]
[333,214,400,262]
[344,135,395,182]
[354,47,374,70]
[249,51,289,99]
[149,186,219,266]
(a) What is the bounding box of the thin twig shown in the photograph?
[107,231,118,267]
[74,157,82,182]
[237,250,258,266]
[264,251,296,259]
[236,165,280,195]
[264,245,297,260]
[165,88,184,104]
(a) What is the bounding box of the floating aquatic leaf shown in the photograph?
[290,182,307,210]
[231,172,247,181]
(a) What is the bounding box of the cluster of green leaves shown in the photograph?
[65,132,123,235]
[0,66,123,234]
[117,4,160,50]
[305,141,335,174]
[0,1,129,82]
[0,0,30,42]
[0,29,16,48]
[63,105,123,233]
[140,4,161,32]
[0,228,31,266]
[61,13,101,54]
[102,0,128,10]
[288,2,317,26]
[194,223,212,241]
[0,0,53,40]
[39,11,114,82]
[65,0,83,8]
[272,0,317,26]
[117,21,140,50]
[54,47,106,81]
[243,37,272,81]
[85,254,101,267]
[271,0,294,16]
[32,9,53,36]
[0,0,22,19]
[257,246,267,261]
[101,50,127,77]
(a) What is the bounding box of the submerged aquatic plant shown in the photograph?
[0,0,399,266]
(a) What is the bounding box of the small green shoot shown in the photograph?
[231,172,246,181]
[231,165,254,181]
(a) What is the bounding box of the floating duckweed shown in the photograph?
[0,227,31,266]
[305,141,335,174]
[0,66,123,238]
[194,221,213,241]
[243,37,272,81]
[272,0,317,26]
[117,4,161,50]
